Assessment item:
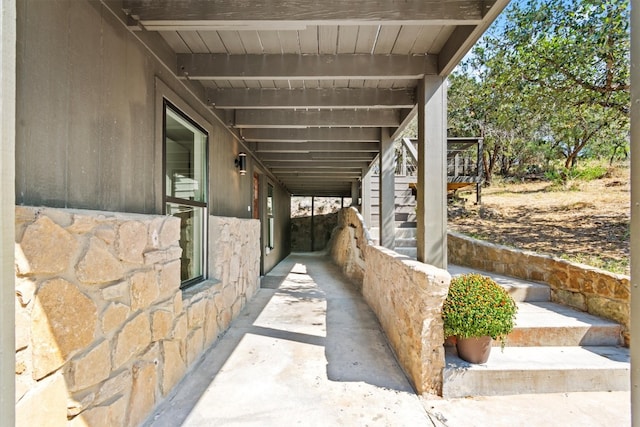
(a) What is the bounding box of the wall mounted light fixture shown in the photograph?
[235,152,247,175]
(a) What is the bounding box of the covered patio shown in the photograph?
[110,0,511,267]
[145,252,630,427]
[1,0,639,425]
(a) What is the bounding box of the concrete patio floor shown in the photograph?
[144,252,631,427]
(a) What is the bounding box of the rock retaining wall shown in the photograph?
[14,206,260,426]
[329,207,451,395]
[448,231,630,345]
[291,212,338,251]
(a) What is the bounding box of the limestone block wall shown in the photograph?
[14,206,260,427]
[329,207,451,395]
[448,231,630,345]
[208,215,262,322]
[362,247,451,395]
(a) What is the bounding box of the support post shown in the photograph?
[361,169,371,227]
[379,127,395,249]
[416,76,447,269]
[310,196,315,251]
[351,180,359,206]
[0,0,16,424]
[630,1,639,424]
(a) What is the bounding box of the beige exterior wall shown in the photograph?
[14,206,260,426]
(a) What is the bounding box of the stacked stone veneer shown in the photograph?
[329,207,451,395]
[14,206,260,427]
[328,209,370,288]
[448,231,630,346]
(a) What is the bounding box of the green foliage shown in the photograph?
[448,0,630,181]
[544,161,609,188]
[442,274,518,347]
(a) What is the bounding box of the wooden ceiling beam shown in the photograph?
[250,141,379,153]
[241,128,380,143]
[234,109,399,128]
[177,54,437,80]
[208,88,415,109]
[124,0,488,29]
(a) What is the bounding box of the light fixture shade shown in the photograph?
[236,152,247,175]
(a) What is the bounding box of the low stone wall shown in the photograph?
[14,206,260,427]
[363,247,451,395]
[328,208,371,288]
[291,212,338,251]
[329,207,451,395]
[448,231,630,345]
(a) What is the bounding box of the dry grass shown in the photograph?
[448,164,630,275]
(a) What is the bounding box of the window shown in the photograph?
[163,102,208,288]
[267,184,275,250]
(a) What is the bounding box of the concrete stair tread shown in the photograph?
[449,264,551,302]
[507,302,622,347]
[445,345,629,370]
[515,302,621,329]
[443,346,630,397]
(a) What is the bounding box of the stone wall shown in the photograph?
[14,206,260,427]
[329,207,451,395]
[291,212,338,251]
[328,208,371,288]
[448,231,630,345]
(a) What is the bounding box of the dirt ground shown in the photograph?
[448,164,631,275]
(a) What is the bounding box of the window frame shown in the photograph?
[162,99,209,289]
[266,183,275,251]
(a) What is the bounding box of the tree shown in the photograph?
[447,0,630,180]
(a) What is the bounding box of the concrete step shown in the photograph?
[505,302,623,347]
[394,238,417,248]
[370,212,416,222]
[394,228,417,239]
[370,177,416,185]
[369,227,418,237]
[369,228,416,241]
[449,265,550,302]
[369,219,417,229]
[394,247,417,258]
[442,346,630,397]
[370,188,416,197]
[370,196,417,205]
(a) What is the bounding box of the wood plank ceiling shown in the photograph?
[120,0,509,196]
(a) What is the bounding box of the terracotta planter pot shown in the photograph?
[456,336,492,364]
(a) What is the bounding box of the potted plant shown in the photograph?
[442,273,518,364]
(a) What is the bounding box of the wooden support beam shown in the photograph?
[379,127,395,249]
[125,0,487,28]
[437,0,510,75]
[258,152,375,162]
[262,160,370,169]
[241,127,380,142]
[251,141,379,153]
[277,173,363,179]
[178,54,437,80]
[235,109,400,128]
[416,76,447,268]
[207,88,415,109]
[271,168,364,174]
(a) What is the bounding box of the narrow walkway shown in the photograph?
[145,253,631,427]
[145,252,434,426]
